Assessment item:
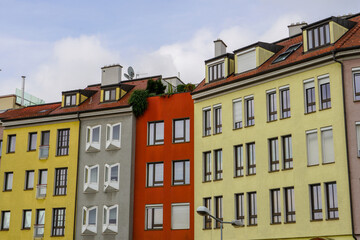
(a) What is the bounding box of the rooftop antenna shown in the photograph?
[135,73,148,78]
[21,76,26,106]
[124,66,135,80]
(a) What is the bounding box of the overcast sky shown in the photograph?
[0,0,359,102]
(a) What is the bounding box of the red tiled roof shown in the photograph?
[0,77,156,121]
[193,14,360,94]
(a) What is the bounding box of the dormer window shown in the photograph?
[307,23,330,50]
[103,88,116,102]
[65,94,76,107]
[209,62,225,82]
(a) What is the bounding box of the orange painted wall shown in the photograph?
[133,92,194,240]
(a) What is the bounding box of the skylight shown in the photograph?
[272,43,302,64]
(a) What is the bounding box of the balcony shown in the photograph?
[39,145,49,160]
[36,184,47,199]
[34,224,44,238]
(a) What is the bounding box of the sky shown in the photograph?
[0,0,359,102]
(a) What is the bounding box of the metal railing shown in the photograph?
[34,224,44,238]
[36,184,47,199]
[39,145,49,160]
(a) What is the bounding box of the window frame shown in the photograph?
[307,23,330,51]
[235,193,244,224]
[284,187,296,223]
[248,192,257,226]
[25,170,35,190]
[354,72,360,101]
[233,99,243,129]
[54,168,67,196]
[103,205,118,233]
[203,197,212,229]
[245,97,255,126]
[306,130,319,166]
[310,184,323,221]
[234,145,244,177]
[106,123,121,149]
[282,135,293,169]
[172,160,190,185]
[52,208,65,236]
[7,134,16,153]
[203,108,211,136]
[203,151,211,182]
[269,138,279,172]
[86,125,101,151]
[145,204,163,230]
[267,91,277,122]
[0,140,2,157]
[84,165,99,192]
[325,182,338,220]
[214,196,223,228]
[22,209,32,229]
[173,118,190,143]
[146,162,164,187]
[57,129,70,156]
[280,87,291,119]
[82,206,97,234]
[321,127,335,164]
[270,189,281,224]
[208,61,225,82]
[104,163,120,191]
[213,105,222,134]
[356,123,360,157]
[304,80,316,113]
[64,94,77,107]
[214,149,223,180]
[28,132,37,151]
[148,121,164,145]
[247,143,256,175]
[319,79,331,110]
[171,203,190,230]
[34,209,45,237]
[1,211,10,230]
[4,172,13,191]
[103,88,117,102]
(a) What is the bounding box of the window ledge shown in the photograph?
[304,111,316,115]
[244,125,255,128]
[3,190,12,192]
[145,229,163,231]
[213,132,222,135]
[147,144,164,147]
[213,179,223,182]
[202,228,212,230]
[233,175,244,178]
[307,164,319,167]
[267,119,278,123]
[172,141,190,144]
[6,152,15,154]
[56,154,69,157]
[246,173,256,176]
[319,107,331,111]
[284,221,296,224]
[268,170,280,173]
[270,222,281,225]
[53,194,67,197]
[282,168,293,171]
[280,116,291,120]
[202,135,212,138]
[322,161,335,165]
[146,185,164,188]
[247,224,257,227]
[202,180,212,183]
[310,219,323,222]
[326,218,339,221]
[171,183,191,187]
[233,127,242,131]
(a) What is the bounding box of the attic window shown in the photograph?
[103,88,116,102]
[272,43,302,64]
[307,23,330,50]
[209,62,225,82]
[65,94,76,107]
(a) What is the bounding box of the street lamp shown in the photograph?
[196,206,243,240]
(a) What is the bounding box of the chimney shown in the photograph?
[288,22,307,37]
[101,64,122,86]
[214,39,227,57]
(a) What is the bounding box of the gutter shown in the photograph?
[73,111,81,240]
[332,50,356,240]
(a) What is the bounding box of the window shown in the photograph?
[245,97,254,126]
[214,149,223,180]
[22,210,31,229]
[1,211,10,230]
[304,80,316,113]
[307,130,319,166]
[82,206,97,234]
[7,135,16,153]
[272,43,302,63]
[28,132,37,151]
[319,76,331,109]
[247,143,256,175]
[39,131,50,159]
[54,168,67,196]
[213,106,222,134]
[25,170,35,190]
[233,99,242,129]
[173,118,190,143]
[321,128,334,164]
[34,209,45,237]
[147,162,163,187]
[103,205,118,233]
[214,196,223,228]
[148,121,164,145]
[57,129,69,156]
[172,160,190,185]
[203,152,211,182]
[84,165,99,192]
[203,108,211,136]
[282,135,293,169]
[52,208,65,236]
[86,125,101,151]
[354,72,360,101]
[237,49,256,74]
[37,170,47,198]
[208,62,225,82]
[235,193,244,224]
[103,88,116,102]
[357,124,360,157]
[310,184,323,220]
[325,182,338,219]
[284,187,296,223]
[145,205,163,230]
[4,172,13,191]
[171,203,190,230]
[307,23,330,50]
[234,145,244,177]
[267,91,277,121]
[248,192,257,225]
[203,198,212,229]
[106,123,121,149]
[104,163,120,191]
[280,88,291,118]
[270,189,281,224]
[64,94,76,107]
[269,138,279,172]
[0,140,2,157]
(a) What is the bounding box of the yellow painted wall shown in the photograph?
[330,21,348,44]
[61,95,65,107]
[303,30,308,52]
[228,58,235,76]
[194,62,352,239]
[0,120,79,240]
[100,90,104,103]
[80,94,88,104]
[120,89,127,98]
[256,47,274,67]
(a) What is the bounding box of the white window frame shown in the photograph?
[203,107,211,136]
[321,127,335,164]
[104,163,120,192]
[306,129,319,166]
[318,75,331,110]
[171,203,190,230]
[352,69,360,101]
[82,206,97,234]
[145,204,163,230]
[84,165,99,193]
[356,122,360,157]
[244,95,254,127]
[86,125,101,151]
[233,98,242,129]
[106,123,121,150]
[103,205,118,233]
[304,79,316,113]
[213,104,222,134]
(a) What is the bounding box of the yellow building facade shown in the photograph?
[0,117,79,239]
[193,62,353,239]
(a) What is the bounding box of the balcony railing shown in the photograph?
[34,224,44,238]
[36,184,47,199]
[39,145,49,160]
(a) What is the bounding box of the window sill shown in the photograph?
[247,224,257,227]
[304,111,316,115]
[268,170,280,173]
[145,229,163,231]
[326,218,339,221]
[56,154,69,157]
[171,183,191,187]
[27,150,36,152]
[24,188,34,191]
[3,190,12,192]
[310,219,323,222]
[0,229,9,231]
[172,141,190,144]
[85,149,101,153]
[213,179,223,182]
[202,228,212,230]
[147,144,164,147]
[319,107,331,111]
[53,194,67,197]
[202,135,212,138]
[233,127,242,131]
[244,124,255,128]
[146,185,164,188]
[282,168,293,171]
[51,235,65,237]
[267,119,278,123]
[6,152,15,154]
[280,116,291,120]
[21,228,31,230]
[322,161,335,165]
[284,221,296,224]
[246,173,256,176]
[213,132,222,135]
[307,164,319,167]
[270,222,281,225]
[233,175,244,178]
[202,180,212,183]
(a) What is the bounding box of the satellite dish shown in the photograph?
[124,66,135,80]
[124,73,131,80]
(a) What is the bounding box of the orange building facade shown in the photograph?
[133,92,194,240]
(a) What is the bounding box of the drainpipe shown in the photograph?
[73,111,81,240]
[332,50,357,240]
